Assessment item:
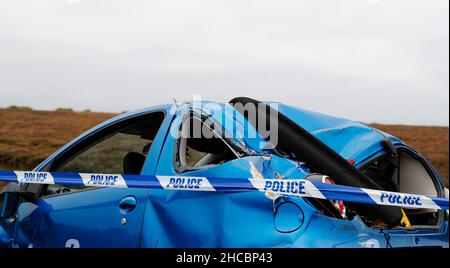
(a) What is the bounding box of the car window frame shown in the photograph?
[23,110,167,198]
[173,110,242,173]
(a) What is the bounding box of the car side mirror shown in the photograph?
[0,192,21,219]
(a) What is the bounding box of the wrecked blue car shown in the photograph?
[0,97,448,248]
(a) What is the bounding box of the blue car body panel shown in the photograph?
[15,188,150,248]
[1,102,448,248]
[276,104,394,163]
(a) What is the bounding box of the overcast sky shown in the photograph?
[0,0,448,125]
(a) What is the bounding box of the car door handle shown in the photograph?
[119,196,137,214]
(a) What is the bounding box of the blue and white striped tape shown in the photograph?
[0,171,448,210]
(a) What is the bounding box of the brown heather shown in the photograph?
[0,108,448,189]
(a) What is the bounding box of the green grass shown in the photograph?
[0,164,11,170]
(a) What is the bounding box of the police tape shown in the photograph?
[0,171,448,210]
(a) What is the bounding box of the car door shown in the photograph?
[139,106,310,247]
[12,111,168,248]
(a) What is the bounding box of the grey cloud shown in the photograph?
[0,0,448,125]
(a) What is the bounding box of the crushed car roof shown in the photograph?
[275,103,405,165]
[125,101,408,162]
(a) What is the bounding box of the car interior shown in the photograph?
[362,149,441,227]
[177,116,238,170]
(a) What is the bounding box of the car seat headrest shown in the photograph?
[123,152,146,175]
